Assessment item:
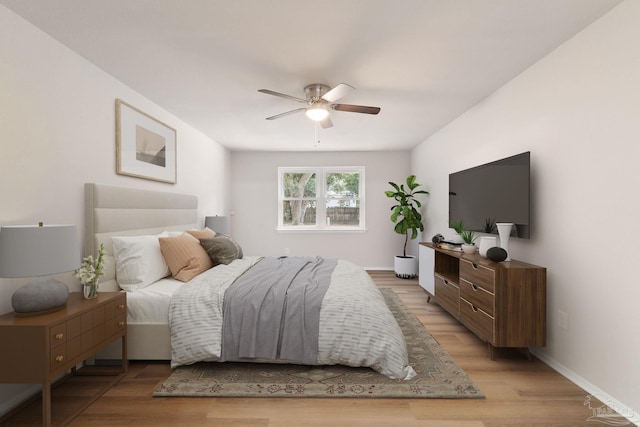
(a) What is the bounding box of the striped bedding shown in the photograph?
[168,256,416,380]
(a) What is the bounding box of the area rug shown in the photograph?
[153,289,484,398]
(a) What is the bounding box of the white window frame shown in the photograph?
[277,166,365,232]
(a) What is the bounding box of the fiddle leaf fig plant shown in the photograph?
[385,175,429,257]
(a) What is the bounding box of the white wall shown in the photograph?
[230,151,413,268]
[412,0,639,420]
[0,6,230,414]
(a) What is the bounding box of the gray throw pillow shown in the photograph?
[200,235,243,266]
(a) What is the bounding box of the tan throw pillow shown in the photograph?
[159,233,213,282]
[185,227,216,240]
[200,235,243,266]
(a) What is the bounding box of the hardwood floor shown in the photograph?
[0,271,625,426]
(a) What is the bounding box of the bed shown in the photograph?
[87,183,415,379]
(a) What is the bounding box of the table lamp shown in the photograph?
[204,216,230,236]
[0,223,80,314]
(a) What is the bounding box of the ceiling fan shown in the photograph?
[258,83,380,129]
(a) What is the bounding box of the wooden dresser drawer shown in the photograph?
[460,259,495,293]
[435,274,460,317]
[105,297,127,320]
[105,313,126,339]
[460,278,494,317]
[50,345,67,372]
[460,297,494,342]
[49,323,67,350]
[104,295,126,339]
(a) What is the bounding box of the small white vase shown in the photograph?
[496,223,514,261]
[461,244,476,254]
[478,236,498,258]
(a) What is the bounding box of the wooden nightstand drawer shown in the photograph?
[50,346,67,371]
[68,336,82,360]
[106,313,126,338]
[461,297,494,342]
[105,297,126,320]
[50,323,67,350]
[460,259,495,293]
[94,322,106,344]
[435,274,460,317]
[81,311,94,333]
[94,305,105,326]
[67,315,82,339]
[460,278,494,317]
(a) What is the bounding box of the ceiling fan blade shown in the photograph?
[258,89,307,103]
[320,116,333,129]
[332,104,381,115]
[321,83,354,103]
[265,108,306,120]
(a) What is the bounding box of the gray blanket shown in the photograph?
[221,256,337,364]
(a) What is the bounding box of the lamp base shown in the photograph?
[11,277,69,315]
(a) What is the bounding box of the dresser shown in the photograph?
[0,292,127,426]
[421,242,546,359]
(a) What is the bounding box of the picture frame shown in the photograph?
[116,99,177,184]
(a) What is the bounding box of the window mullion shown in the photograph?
[316,169,327,228]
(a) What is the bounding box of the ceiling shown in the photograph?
[2,0,621,152]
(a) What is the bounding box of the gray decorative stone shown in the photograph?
[11,278,69,313]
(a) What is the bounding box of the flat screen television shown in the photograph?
[449,151,530,239]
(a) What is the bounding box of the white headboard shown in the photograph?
[84,183,199,291]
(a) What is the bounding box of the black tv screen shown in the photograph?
[449,152,530,239]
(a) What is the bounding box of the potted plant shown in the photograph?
[459,229,477,254]
[385,175,429,278]
[449,219,465,243]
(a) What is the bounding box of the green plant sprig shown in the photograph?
[459,229,476,245]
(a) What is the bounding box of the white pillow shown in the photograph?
[112,233,171,292]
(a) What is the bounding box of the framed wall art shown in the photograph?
[116,99,177,184]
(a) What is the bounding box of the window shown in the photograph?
[278,167,365,231]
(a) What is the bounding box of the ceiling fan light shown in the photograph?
[305,107,329,121]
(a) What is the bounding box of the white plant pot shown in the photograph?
[461,244,477,254]
[394,255,418,279]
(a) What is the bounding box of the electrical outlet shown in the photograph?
[558,311,569,330]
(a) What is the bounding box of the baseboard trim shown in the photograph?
[531,349,639,426]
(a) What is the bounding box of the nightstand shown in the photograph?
[0,292,127,426]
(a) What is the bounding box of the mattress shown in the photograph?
[125,277,184,323]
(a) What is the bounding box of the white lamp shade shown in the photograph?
[204,216,230,235]
[0,224,80,278]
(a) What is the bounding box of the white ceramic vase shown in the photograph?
[478,236,498,258]
[496,223,514,261]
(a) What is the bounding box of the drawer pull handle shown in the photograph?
[472,263,479,270]
[118,321,125,327]
[471,284,479,291]
[471,305,479,313]
[55,333,64,340]
[118,304,125,310]
[55,355,64,362]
